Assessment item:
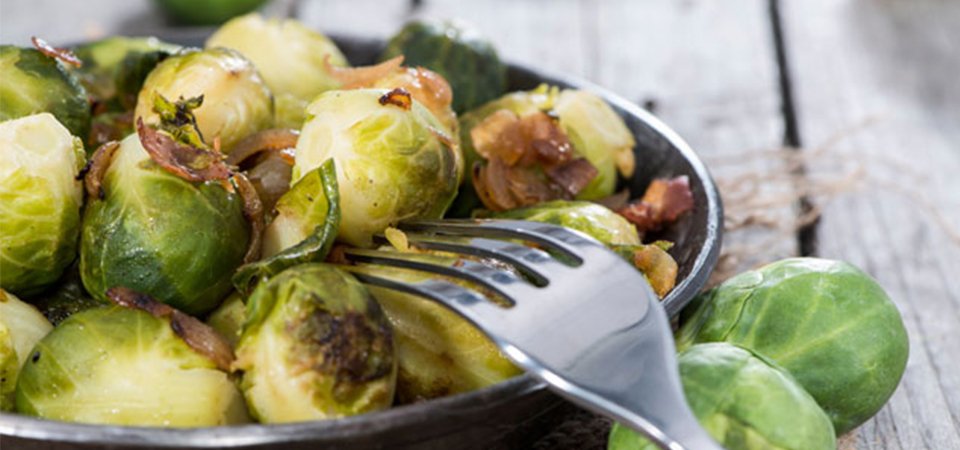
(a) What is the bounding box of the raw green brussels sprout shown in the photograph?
[293,89,462,247]
[233,159,340,293]
[135,47,273,152]
[460,85,635,200]
[608,343,836,450]
[234,264,395,422]
[72,36,180,108]
[492,200,640,246]
[677,258,909,434]
[380,20,506,113]
[15,305,249,426]
[351,252,522,403]
[0,46,90,143]
[0,113,85,296]
[0,290,53,411]
[207,13,348,128]
[80,133,251,315]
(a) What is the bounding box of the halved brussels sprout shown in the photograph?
[233,159,340,294]
[206,13,348,128]
[15,302,249,426]
[293,89,462,247]
[0,113,85,296]
[381,20,506,114]
[677,258,909,434]
[349,250,521,403]
[80,133,251,315]
[608,343,836,450]
[459,85,635,203]
[135,47,273,152]
[0,290,53,411]
[0,46,91,141]
[234,264,395,422]
[72,37,180,107]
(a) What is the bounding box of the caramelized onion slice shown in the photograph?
[225,129,298,166]
[31,36,81,67]
[82,141,121,200]
[232,173,265,264]
[137,118,230,182]
[106,287,235,372]
[545,157,598,196]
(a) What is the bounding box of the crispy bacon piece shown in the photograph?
[522,111,574,166]
[82,141,121,200]
[326,55,405,89]
[545,158,598,196]
[379,87,413,110]
[136,118,231,182]
[31,36,81,67]
[617,176,694,233]
[106,287,235,372]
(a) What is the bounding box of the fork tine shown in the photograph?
[398,233,577,286]
[400,219,604,264]
[345,268,508,327]
[343,248,542,305]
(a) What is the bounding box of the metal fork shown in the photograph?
[342,219,724,450]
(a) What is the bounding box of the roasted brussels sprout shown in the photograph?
[80,133,251,315]
[491,201,679,297]
[15,294,249,426]
[0,113,85,296]
[381,20,506,113]
[293,89,461,247]
[0,46,90,143]
[677,258,909,434]
[492,200,640,246]
[608,343,836,450]
[207,13,348,128]
[0,290,53,411]
[234,264,395,422]
[72,37,180,107]
[135,47,273,152]
[234,159,341,293]
[350,249,521,403]
[459,85,635,207]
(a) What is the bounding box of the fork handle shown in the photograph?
[536,298,725,450]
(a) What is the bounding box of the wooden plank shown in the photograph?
[780,0,960,448]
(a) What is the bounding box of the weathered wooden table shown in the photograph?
[3,0,958,448]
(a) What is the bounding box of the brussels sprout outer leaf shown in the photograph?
[234,264,395,422]
[232,159,340,294]
[15,306,249,426]
[608,343,836,450]
[380,20,507,113]
[0,46,91,142]
[71,36,180,105]
[677,258,910,434]
[0,113,85,296]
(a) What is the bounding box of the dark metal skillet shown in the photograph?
[0,32,722,450]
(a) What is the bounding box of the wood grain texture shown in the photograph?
[781,0,960,448]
